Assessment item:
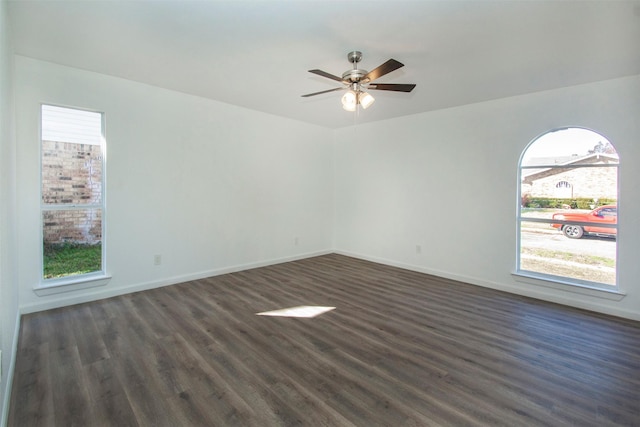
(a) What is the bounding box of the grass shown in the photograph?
[520,257,616,286]
[43,243,102,279]
[520,246,616,285]
[521,247,615,268]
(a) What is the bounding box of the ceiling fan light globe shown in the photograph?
[342,103,356,112]
[342,91,357,111]
[359,91,375,109]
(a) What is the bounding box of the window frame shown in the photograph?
[515,127,621,294]
[38,103,109,290]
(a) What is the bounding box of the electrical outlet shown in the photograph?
[294,237,299,246]
[154,255,162,265]
[416,245,422,254]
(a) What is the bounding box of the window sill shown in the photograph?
[512,271,625,301]
[34,273,111,296]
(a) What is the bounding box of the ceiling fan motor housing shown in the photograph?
[343,51,368,84]
[342,69,368,84]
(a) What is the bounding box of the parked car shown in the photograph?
[551,205,617,239]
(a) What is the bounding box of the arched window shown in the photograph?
[518,127,618,289]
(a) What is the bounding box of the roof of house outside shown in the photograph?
[522,153,619,183]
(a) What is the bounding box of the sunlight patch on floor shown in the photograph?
[256,306,336,318]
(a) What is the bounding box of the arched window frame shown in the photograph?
[516,127,620,293]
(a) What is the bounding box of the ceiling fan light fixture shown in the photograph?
[342,90,357,111]
[359,91,375,109]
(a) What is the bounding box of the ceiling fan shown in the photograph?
[302,51,416,111]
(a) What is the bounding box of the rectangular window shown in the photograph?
[41,105,105,281]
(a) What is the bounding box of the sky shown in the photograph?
[522,127,614,160]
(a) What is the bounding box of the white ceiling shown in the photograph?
[8,0,640,129]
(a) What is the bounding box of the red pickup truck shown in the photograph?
[551,205,617,239]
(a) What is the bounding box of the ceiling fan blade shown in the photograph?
[301,87,345,97]
[308,69,344,82]
[364,59,404,82]
[368,83,416,92]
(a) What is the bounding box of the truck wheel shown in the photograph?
[563,225,584,239]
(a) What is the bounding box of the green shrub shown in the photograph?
[522,197,616,210]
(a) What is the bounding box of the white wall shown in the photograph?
[334,75,640,320]
[15,56,334,313]
[10,56,640,323]
[0,0,18,424]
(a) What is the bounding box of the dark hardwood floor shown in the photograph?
[8,254,640,426]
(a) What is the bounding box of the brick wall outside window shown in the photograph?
[42,140,102,245]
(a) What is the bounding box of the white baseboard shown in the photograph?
[20,249,332,314]
[334,249,640,321]
[1,311,20,427]
[19,247,639,320]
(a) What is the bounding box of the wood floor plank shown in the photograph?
[48,346,95,426]
[159,286,344,426]
[199,273,487,426]
[8,254,640,426]
[160,284,361,426]
[8,341,55,427]
[68,305,110,366]
[83,359,139,427]
[213,266,558,426]
[230,264,576,423]
[209,300,433,426]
